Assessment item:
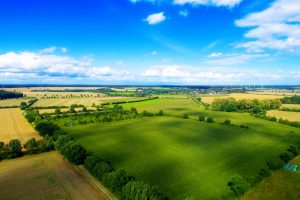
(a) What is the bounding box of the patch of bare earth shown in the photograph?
[0,152,107,200]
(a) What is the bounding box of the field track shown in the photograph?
[0,152,107,200]
[0,108,42,144]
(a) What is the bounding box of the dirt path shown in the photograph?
[78,165,118,200]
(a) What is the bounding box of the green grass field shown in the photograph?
[64,114,300,200]
[157,94,190,97]
[106,98,175,108]
[98,97,149,104]
[32,98,102,107]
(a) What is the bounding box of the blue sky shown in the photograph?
[0,0,299,85]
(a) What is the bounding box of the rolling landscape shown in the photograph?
[1,0,300,199]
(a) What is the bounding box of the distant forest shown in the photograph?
[0,90,23,99]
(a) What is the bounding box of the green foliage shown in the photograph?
[55,135,71,154]
[270,116,277,122]
[55,108,61,115]
[64,143,87,165]
[259,168,271,178]
[104,169,129,193]
[35,121,60,137]
[158,110,164,116]
[246,175,263,187]
[92,161,112,181]
[228,174,251,197]
[288,145,300,157]
[20,102,27,107]
[183,113,189,119]
[280,151,294,162]
[225,103,237,112]
[84,155,101,172]
[224,119,231,125]
[9,139,22,158]
[82,107,87,112]
[199,115,205,121]
[24,138,36,154]
[207,116,213,123]
[267,159,285,170]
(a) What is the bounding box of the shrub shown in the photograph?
[228,174,251,197]
[158,110,164,116]
[270,116,277,122]
[183,113,189,119]
[267,159,284,170]
[259,168,271,178]
[240,125,245,128]
[199,115,205,121]
[224,119,231,125]
[35,121,60,137]
[288,145,300,157]
[92,161,112,181]
[104,169,129,193]
[245,126,249,129]
[207,116,214,123]
[279,151,294,162]
[246,175,263,187]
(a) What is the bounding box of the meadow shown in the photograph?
[98,97,148,104]
[0,151,106,200]
[157,94,190,97]
[64,114,300,200]
[0,99,27,107]
[281,104,300,109]
[106,98,174,108]
[32,98,104,107]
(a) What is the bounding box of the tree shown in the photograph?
[158,110,164,116]
[225,103,237,112]
[85,155,101,172]
[55,108,61,115]
[20,102,27,107]
[131,107,137,113]
[228,174,251,197]
[9,139,22,158]
[267,159,284,170]
[64,144,87,165]
[279,151,294,162]
[270,116,277,122]
[25,138,36,154]
[199,115,205,121]
[288,145,299,157]
[35,121,60,136]
[207,116,213,123]
[183,113,189,119]
[92,161,112,181]
[259,168,271,177]
[54,135,71,153]
[224,119,231,125]
[104,169,129,193]
[82,107,87,112]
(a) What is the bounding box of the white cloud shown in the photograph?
[202,40,220,51]
[174,0,243,7]
[60,47,67,53]
[235,0,300,54]
[207,53,222,57]
[39,47,56,53]
[179,10,189,17]
[151,51,157,55]
[290,71,300,74]
[278,70,283,73]
[205,54,269,65]
[144,12,166,25]
[162,59,171,62]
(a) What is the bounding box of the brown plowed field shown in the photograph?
[0,152,107,200]
[0,108,42,145]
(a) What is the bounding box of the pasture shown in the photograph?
[267,110,300,121]
[64,116,300,200]
[0,151,106,200]
[0,108,42,145]
[200,93,284,104]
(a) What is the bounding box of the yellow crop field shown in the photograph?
[267,110,300,121]
[0,99,25,107]
[38,107,97,114]
[201,93,284,104]
[0,108,42,145]
[248,91,296,96]
[24,91,105,98]
[2,87,106,92]
[0,151,106,200]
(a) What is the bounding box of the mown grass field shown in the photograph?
[241,169,300,200]
[200,93,284,104]
[106,98,174,108]
[0,151,106,200]
[267,110,300,121]
[64,114,300,200]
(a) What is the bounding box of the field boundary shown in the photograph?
[78,165,118,200]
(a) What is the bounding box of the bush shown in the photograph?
[183,113,189,119]
[270,116,277,122]
[267,159,284,170]
[35,121,60,137]
[92,161,112,181]
[224,119,231,125]
[259,168,271,177]
[199,115,205,121]
[246,175,263,187]
[104,169,129,193]
[207,116,213,123]
[158,110,164,116]
[288,145,300,157]
[240,125,245,128]
[228,174,251,197]
[279,151,294,162]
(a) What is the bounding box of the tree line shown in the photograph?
[280,95,300,104]
[0,90,23,100]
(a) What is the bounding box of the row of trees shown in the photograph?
[0,90,23,99]
[252,113,300,129]
[212,97,282,113]
[20,99,38,110]
[280,95,300,104]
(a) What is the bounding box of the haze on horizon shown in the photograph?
[0,0,300,85]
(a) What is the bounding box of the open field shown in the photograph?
[64,115,300,200]
[201,93,284,104]
[0,151,107,200]
[23,91,105,98]
[281,104,300,109]
[157,94,190,97]
[32,98,104,107]
[241,169,300,200]
[248,91,297,96]
[2,87,106,92]
[98,97,147,104]
[106,98,174,108]
[0,108,42,145]
[267,110,300,121]
[37,107,97,114]
[0,99,25,107]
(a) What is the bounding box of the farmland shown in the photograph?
[267,110,300,121]
[106,98,174,108]
[0,151,106,200]
[0,108,42,145]
[32,98,103,107]
[64,115,300,200]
